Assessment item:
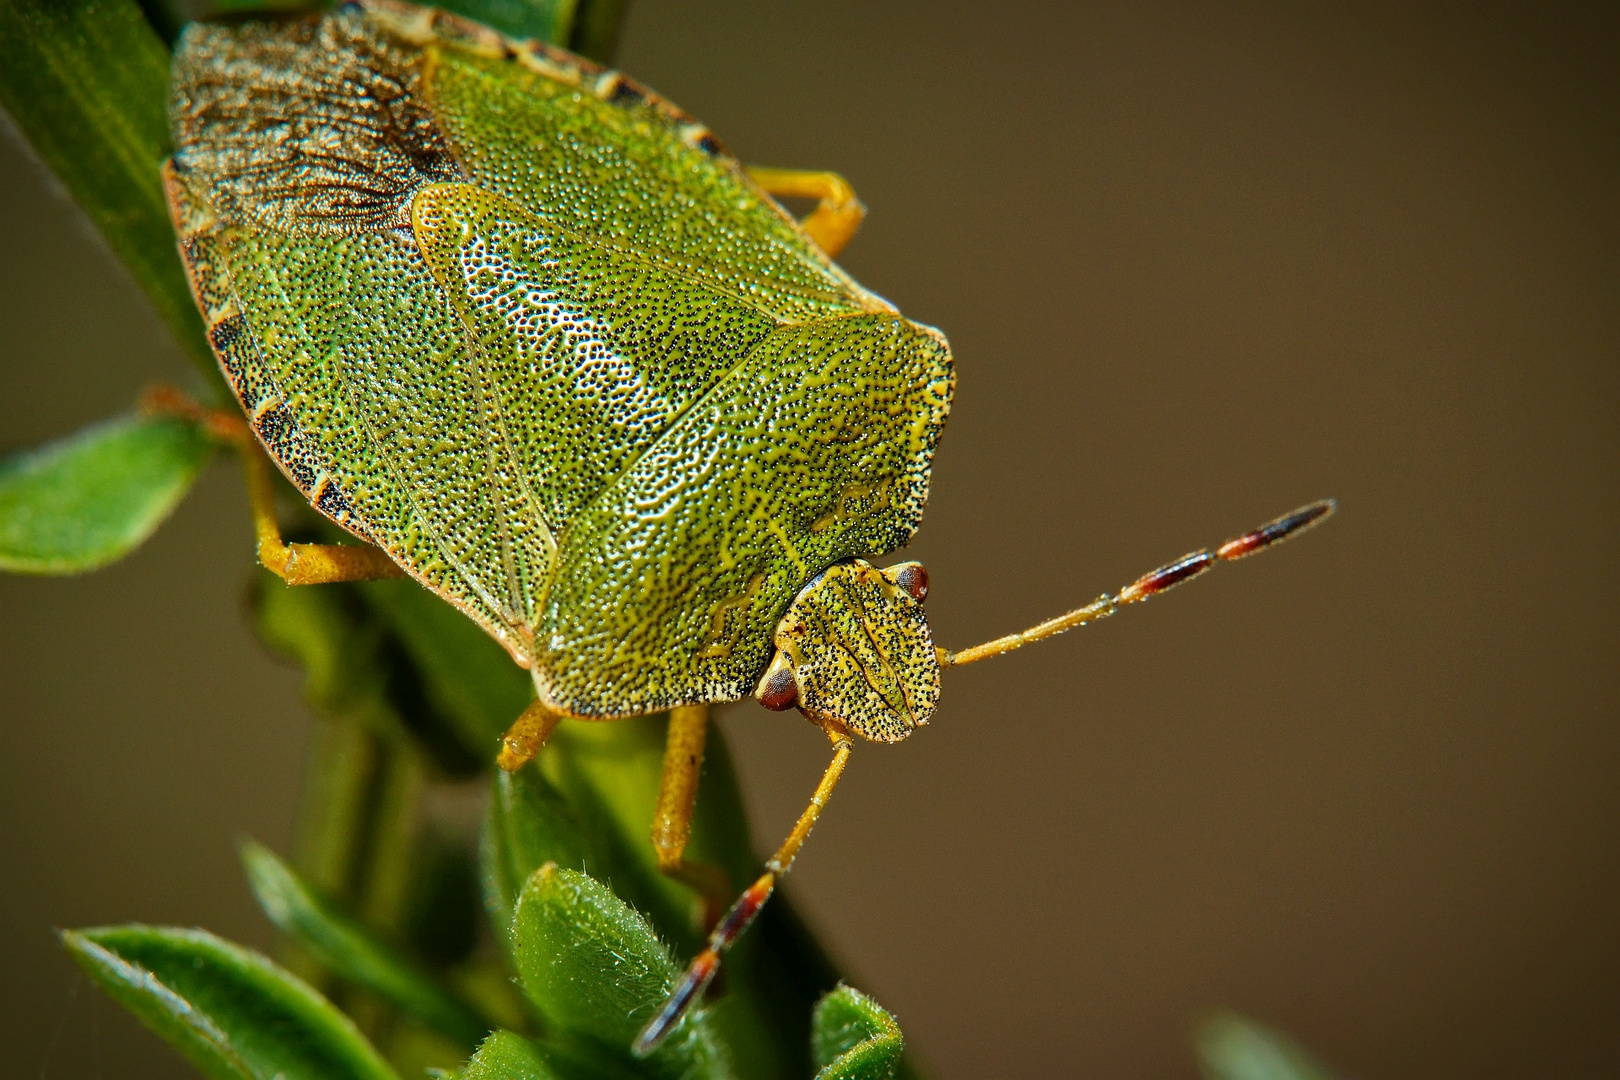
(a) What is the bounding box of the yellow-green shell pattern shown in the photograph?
[165,0,954,720]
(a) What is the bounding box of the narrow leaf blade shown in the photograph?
[811,985,904,1080]
[0,0,219,382]
[0,413,213,573]
[63,925,399,1080]
[240,839,490,1048]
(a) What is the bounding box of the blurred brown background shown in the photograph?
[2,2,1615,1076]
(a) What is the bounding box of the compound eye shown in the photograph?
[895,563,929,602]
[758,664,798,711]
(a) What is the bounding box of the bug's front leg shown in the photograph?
[746,167,866,259]
[636,724,855,1056]
[496,698,563,771]
[651,705,732,928]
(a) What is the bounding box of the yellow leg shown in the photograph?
[243,444,405,585]
[141,384,405,586]
[651,705,732,926]
[635,724,854,1056]
[496,698,564,771]
[747,166,866,259]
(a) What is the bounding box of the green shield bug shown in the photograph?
[161,0,1334,1052]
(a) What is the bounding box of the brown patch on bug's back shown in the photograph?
[170,7,465,235]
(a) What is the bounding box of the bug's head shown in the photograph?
[754,558,940,742]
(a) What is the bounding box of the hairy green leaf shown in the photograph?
[482,768,604,953]
[513,864,731,1079]
[543,717,754,951]
[1195,1011,1336,1080]
[463,1030,565,1080]
[810,985,904,1080]
[0,0,220,386]
[62,925,398,1080]
[240,839,489,1048]
[529,714,867,1080]
[513,863,673,1042]
[0,413,213,573]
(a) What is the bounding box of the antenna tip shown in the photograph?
[633,949,719,1056]
[1216,499,1336,561]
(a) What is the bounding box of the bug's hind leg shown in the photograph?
[651,705,733,928]
[141,385,404,586]
[746,167,866,258]
[635,723,855,1056]
[242,443,405,585]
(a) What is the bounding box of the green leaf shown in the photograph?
[429,0,623,63]
[1195,1011,1336,1080]
[137,1,326,47]
[810,986,904,1080]
[0,0,221,387]
[537,716,852,1080]
[513,863,672,1043]
[565,0,623,63]
[240,839,490,1049]
[481,768,604,954]
[62,924,399,1080]
[463,1030,564,1080]
[0,413,213,573]
[512,864,730,1078]
[542,717,755,951]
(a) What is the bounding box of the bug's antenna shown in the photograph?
[939,499,1335,667]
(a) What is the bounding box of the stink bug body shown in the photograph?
[162,0,1333,1052]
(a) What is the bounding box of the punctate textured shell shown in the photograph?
[165,0,954,718]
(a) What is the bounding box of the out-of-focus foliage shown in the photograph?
[0,413,214,572]
[1196,1011,1336,1080]
[62,925,401,1080]
[241,839,490,1049]
[0,0,221,385]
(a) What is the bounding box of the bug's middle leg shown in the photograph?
[142,384,404,586]
[242,445,406,585]
[651,705,732,926]
[746,167,866,259]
